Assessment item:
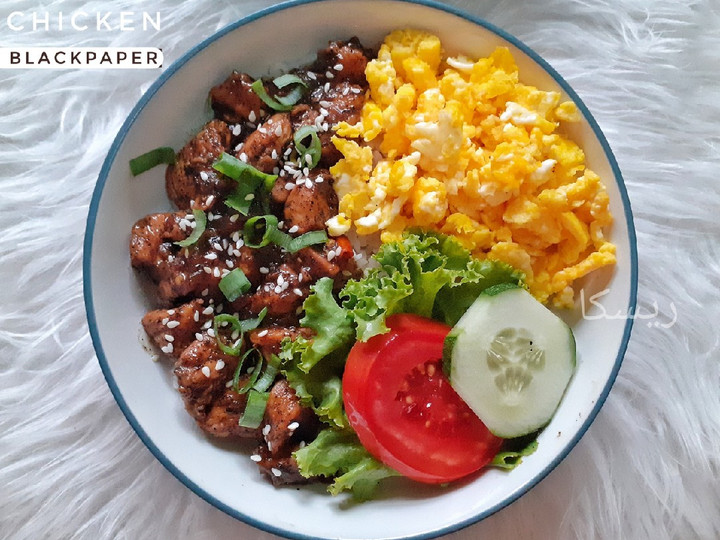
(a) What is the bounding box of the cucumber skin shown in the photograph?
[447,288,577,439]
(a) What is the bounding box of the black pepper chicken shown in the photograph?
[129,38,371,485]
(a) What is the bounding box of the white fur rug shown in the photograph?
[2,0,719,539]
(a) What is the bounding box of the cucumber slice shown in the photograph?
[448,287,575,438]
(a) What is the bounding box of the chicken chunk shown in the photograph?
[130,211,259,306]
[263,379,319,455]
[247,263,311,318]
[283,170,338,234]
[313,37,372,86]
[165,120,233,211]
[210,71,265,125]
[142,299,213,358]
[174,337,261,439]
[237,113,293,174]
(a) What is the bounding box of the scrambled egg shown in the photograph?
[328,29,616,306]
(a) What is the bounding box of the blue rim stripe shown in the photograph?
[83,0,638,539]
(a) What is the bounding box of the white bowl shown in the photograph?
[84,1,638,538]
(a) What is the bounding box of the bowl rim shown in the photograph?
[83,0,638,538]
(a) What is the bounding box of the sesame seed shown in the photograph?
[227,260,234,268]
[315,177,324,183]
[230,214,239,223]
[167,310,175,315]
[200,171,209,181]
[327,251,336,261]
[305,154,313,165]
[298,441,306,449]
[262,424,271,436]
[203,320,212,329]
[203,266,212,274]
[250,454,262,462]
[213,242,222,251]
[297,273,303,283]
[207,328,216,338]
[288,225,299,234]
[239,152,248,162]
[324,82,330,92]
[271,468,282,477]
[216,360,225,370]
[333,63,343,71]
[271,149,278,160]
[213,267,221,277]
[248,110,257,123]
[342,86,349,95]
[288,421,300,431]
[204,252,218,260]
[226,380,233,388]
[201,288,209,297]
[277,275,285,285]
[285,182,295,190]
[257,329,269,337]
[161,344,173,354]
[302,167,310,176]
[207,195,215,205]
[319,100,332,108]
[325,71,334,79]
[259,267,269,274]
[195,332,203,340]
[293,288,303,296]
[161,317,169,325]
[307,71,317,80]
[274,286,282,294]
[305,179,313,189]
[274,125,283,137]
[193,311,200,322]
[166,320,180,329]
[232,124,242,136]
[202,306,214,315]
[221,269,230,277]
[201,366,211,378]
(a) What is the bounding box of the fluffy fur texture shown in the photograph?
[1,0,718,539]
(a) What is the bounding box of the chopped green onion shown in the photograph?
[239,389,270,428]
[129,146,176,176]
[239,307,268,332]
[284,229,328,253]
[213,314,245,356]
[243,214,327,253]
[293,126,321,169]
[253,354,280,393]
[218,268,251,302]
[213,153,276,215]
[243,215,280,248]
[273,74,308,107]
[213,152,277,187]
[236,348,264,393]
[250,74,307,112]
[174,209,206,248]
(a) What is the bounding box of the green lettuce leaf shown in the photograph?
[296,277,354,372]
[279,336,348,428]
[341,269,413,341]
[489,435,537,471]
[294,427,400,500]
[342,231,524,339]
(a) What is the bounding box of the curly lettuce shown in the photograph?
[293,428,400,500]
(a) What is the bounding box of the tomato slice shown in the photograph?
[343,314,503,484]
